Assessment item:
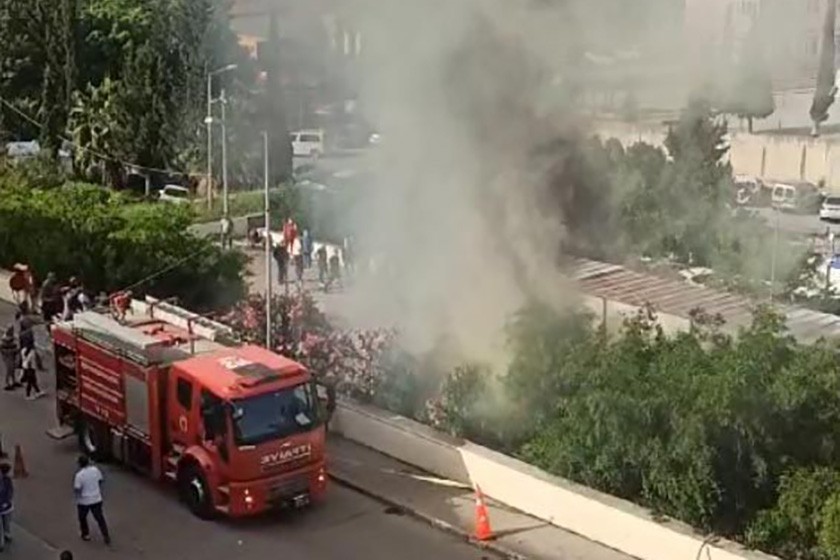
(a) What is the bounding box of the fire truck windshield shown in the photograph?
[230,382,318,446]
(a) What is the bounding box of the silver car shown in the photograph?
[820,195,840,222]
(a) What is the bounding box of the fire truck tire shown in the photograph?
[77,417,112,462]
[178,463,215,519]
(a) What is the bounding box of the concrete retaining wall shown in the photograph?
[188,213,262,239]
[331,399,779,560]
[596,121,840,191]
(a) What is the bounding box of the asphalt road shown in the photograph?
[752,207,840,237]
[0,301,491,560]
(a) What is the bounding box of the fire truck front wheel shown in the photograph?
[77,417,112,462]
[178,463,214,519]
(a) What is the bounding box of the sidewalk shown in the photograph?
[327,436,633,560]
[2,523,60,560]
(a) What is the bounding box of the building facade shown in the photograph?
[684,0,839,88]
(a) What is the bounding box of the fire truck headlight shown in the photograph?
[317,470,326,484]
[245,495,254,505]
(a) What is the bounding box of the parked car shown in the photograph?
[771,181,822,214]
[820,195,840,222]
[290,129,325,158]
[158,184,191,204]
[733,175,765,206]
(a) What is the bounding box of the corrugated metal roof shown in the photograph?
[571,258,840,343]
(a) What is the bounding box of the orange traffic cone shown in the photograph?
[13,444,28,479]
[473,485,494,541]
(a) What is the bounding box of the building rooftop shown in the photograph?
[572,257,840,344]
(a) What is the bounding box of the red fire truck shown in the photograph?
[50,296,329,519]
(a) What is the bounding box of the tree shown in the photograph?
[810,0,837,137]
[38,0,77,157]
[747,468,840,560]
[725,31,775,133]
[0,0,46,141]
[0,181,245,311]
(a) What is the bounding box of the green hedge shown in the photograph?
[0,182,246,311]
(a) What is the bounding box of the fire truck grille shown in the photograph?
[260,457,309,474]
[267,475,310,503]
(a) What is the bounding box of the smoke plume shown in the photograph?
[336,0,589,369]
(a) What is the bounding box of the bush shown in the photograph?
[0,182,246,311]
[746,468,840,560]
[218,277,840,559]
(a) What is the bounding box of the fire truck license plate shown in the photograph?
[293,493,310,508]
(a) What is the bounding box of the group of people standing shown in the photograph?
[271,218,312,286]
[257,218,354,293]
[5,267,95,401]
[1,308,44,400]
[8,266,93,326]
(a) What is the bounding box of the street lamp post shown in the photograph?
[205,64,238,210]
[220,89,229,220]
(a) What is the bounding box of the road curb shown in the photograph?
[328,472,529,560]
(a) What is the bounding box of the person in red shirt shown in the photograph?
[8,265,28,308]
[282,218,298,248]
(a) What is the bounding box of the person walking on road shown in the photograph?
[273,242,289,286]
[17,311,34,354]
[1,328,19,391]
[220,216,233,250]
[291,237,304,284]
[20,345,44,400]
[0,463,13,551]
[74,456,111,545]
[302,229,313,269]
[316,245,328,288]
[327,247,342,292]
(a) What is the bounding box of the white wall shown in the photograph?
[331,399,780,560]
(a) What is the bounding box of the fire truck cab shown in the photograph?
[51,296,328,518]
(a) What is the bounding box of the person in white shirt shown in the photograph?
[73,456,111,545]
[291,237,304,283]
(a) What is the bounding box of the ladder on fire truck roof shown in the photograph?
[130,296,237,344]
[68,296,238,366]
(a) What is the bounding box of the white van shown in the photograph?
[771,181,821,213]
[290,130,325,158]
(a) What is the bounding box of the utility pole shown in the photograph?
[770,207,779,300]
[264,131,273,349]
[221,89,229,220]
[205,64,238,211]
[827,230,836,297]
[205,70,213,210]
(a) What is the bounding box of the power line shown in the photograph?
[119,241,220,294]
[0,95,196,177]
